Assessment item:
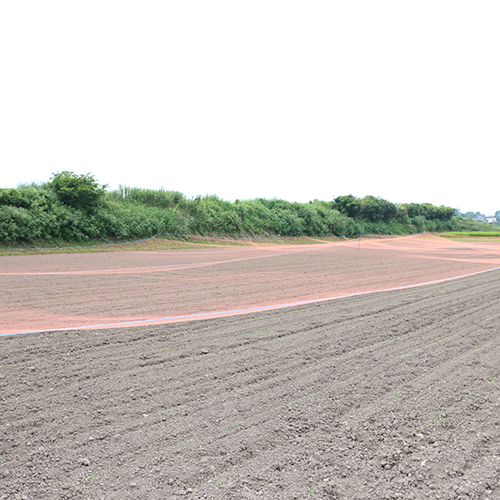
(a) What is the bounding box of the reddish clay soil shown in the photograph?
[1,234,500,499]
[2,233,500,335]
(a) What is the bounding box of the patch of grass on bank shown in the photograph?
[0,234,329,256]
[441,231,500,237]
[157,234,252,247]
[0,236,217,256]
[440,231,500,242]
[247,236,327,245]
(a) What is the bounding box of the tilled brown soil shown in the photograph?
[2,234,500,334]
[1,269,500,499]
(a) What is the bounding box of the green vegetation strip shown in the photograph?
[441,231,500,237]
[0,233,326,256]
[2,171,496,248]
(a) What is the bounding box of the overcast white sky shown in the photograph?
[1,1,499,214]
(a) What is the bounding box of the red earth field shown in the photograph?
[1,233,500,499]
[2,233,500,336]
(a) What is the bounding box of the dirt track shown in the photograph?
[1,236,500,499]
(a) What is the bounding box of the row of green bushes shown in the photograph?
[0,172,495,244]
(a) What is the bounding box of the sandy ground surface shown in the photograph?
[1,235,500,499]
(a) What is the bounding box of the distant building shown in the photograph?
[486,217,497,223]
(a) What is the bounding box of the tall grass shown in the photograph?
[107,186,184,208]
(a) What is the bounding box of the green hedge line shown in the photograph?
[0,173,495,245]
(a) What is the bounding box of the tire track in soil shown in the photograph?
[1,270,500,499]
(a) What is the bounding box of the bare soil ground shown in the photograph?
[2,234,500,335]
[1,235,500,499]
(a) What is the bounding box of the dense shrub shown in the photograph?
[358,196,398,222]
[0,206,41,242]
[333,194,362,219]
[47,171,107,212]
[402,203,456,221]
[270,209,304,236]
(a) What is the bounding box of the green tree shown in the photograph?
[46,171,107,212]
[333,195,361,218]
[358,196,398,222]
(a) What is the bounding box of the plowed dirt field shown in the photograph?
[2,234,500,335]
[1,234,500,499]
